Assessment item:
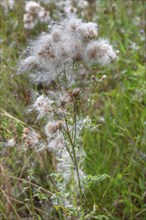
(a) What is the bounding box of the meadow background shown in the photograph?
[0,0,145,219]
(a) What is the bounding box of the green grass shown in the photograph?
[0,0,145,219]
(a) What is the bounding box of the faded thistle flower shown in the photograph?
[85,39,118,66]
[19,16,117,85]
[24,1,50,29]
[19,15,118,218]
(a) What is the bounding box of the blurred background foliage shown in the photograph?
[0,0,145,219]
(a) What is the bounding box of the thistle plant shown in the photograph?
[1,0,89,29]
[23,1,50,29]
[19,15,118,219]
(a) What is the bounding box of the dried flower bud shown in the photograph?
[23,127,30,135]
[23,13,33,23]
[60,94,72,107]
[37,7,50,23]
[99,74,107,82]
[23,128,40,148]
[112,4,116,13]
[91,75,96,81]
[101,75,107,80]
[25,1,40,14]
[79,22,98,39]
[68,88,80,98]
[45,121,62,136]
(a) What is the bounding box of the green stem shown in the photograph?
[64,118,84,219]
[54,112,74,162]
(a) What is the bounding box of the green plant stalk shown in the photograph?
[64,117,84,219]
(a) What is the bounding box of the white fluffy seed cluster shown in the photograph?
[23,127,41,149]
[23,1,50,29]
[19,16,117,83]
[19,15,118,209]
[29,94,54,120]
[86,39,118,66]
[57,0,89,16]
[23,0,89,30]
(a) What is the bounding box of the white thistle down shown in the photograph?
[19,16,117,86]
[85,39,118,66]
[28,94,55,120]
[24,1,50,29]
[19,15,118,217]
[25,1,40,14]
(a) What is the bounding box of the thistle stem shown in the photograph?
[64,117,84,219]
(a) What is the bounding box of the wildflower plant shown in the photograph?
[1,0,90,30]
[24,1,50,29]
[19,15,118,219]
